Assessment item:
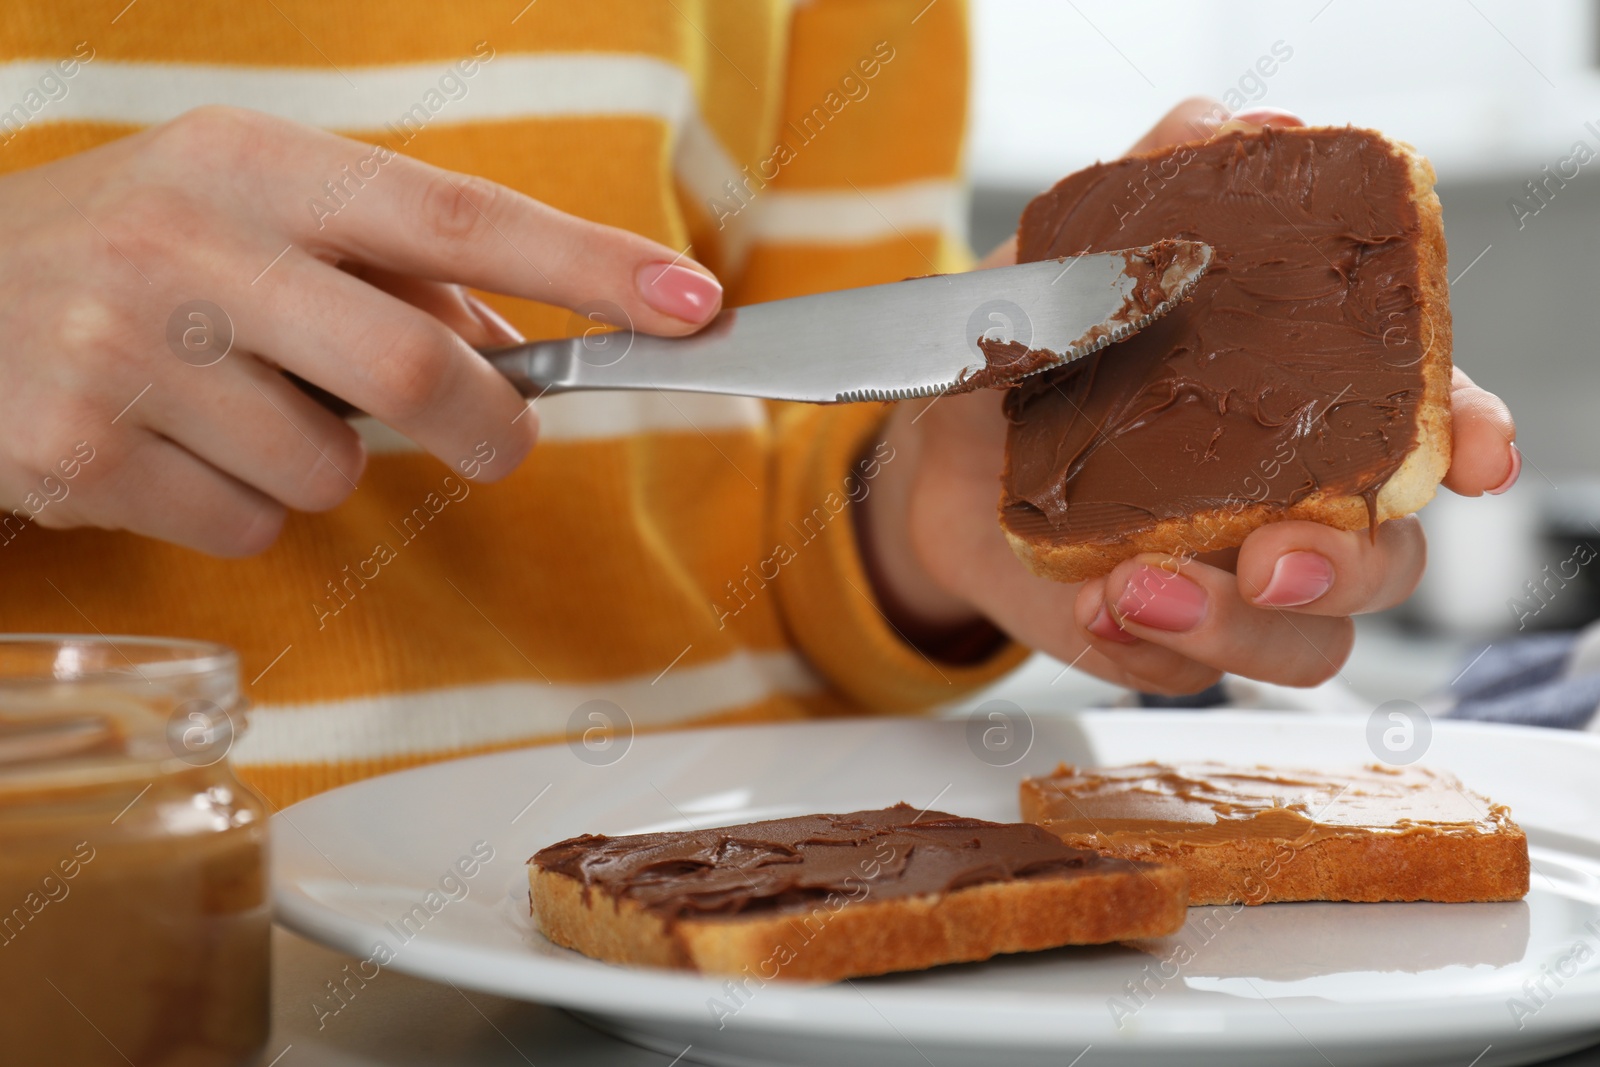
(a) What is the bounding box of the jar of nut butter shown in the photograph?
[0,636,268,1067]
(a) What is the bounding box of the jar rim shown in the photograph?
[0,634,238,685]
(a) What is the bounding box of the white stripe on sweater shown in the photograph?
[232,648,821,765]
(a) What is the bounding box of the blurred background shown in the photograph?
[958,0,1600,707]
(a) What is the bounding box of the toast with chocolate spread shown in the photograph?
[529,804,1186,981]
[1000,126,1452,582]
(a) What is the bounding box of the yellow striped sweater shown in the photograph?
[0,0,1026,808]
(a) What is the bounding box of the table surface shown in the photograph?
[268,925,1600,1067]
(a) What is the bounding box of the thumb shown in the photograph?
[1127,96,1231,153]
[1126,96,1305,155]
[977,234,1018,270]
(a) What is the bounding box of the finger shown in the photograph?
[945,548,1224,695]
[1068,642,1228,698]
[1097,555,1356,687]
[1234,516,1426,617]
[907,389,1224,697]
[284,140,722,335]
[1120,658,1226,698]
[236,251,537,479]
[1072,576,1228,695]
[978,235,1017,270]
[1125,98,1307,157]
[142,354,367,512]
[905,392,1226,696]
[341,264,522,348]
[1222,106,1305,131]
[1126,97,1230,153]
[1445,366,1518,496]
[70,430,285,557]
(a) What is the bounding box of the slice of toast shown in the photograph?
[1000,126,1453,583]
[529,804,1187,981]
[1020,763,1529,906]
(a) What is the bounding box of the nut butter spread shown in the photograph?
[1020,762,1515,850]
[0,696,267,1067]
[532,803,1150,925]
[1002,127,1434,541]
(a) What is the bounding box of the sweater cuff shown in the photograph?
[770,402,1028,712]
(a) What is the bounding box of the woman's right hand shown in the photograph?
[0,105,722,556]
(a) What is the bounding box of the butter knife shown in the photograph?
[480,241,1211,404]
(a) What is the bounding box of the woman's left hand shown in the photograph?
[856,98,1518,694]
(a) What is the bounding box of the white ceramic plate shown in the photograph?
[272,713,1600,1067]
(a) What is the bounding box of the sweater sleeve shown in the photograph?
[769,400,1028,712]
[741,0,1027,710]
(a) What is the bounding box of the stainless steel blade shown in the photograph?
[482,241,1211,404]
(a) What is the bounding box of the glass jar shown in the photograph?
[0,635,269,1067]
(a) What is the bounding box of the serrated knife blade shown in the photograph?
[479,241,1212,404]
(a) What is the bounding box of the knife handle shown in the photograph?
[480,336,608,398]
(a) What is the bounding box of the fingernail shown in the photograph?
[1488,443,1521,495]
[1227,106,1304,128]
[636,262,722,324]
[1114,565,1207,632]
[1087,605,1138,644]
[1255,551,1335,608]
[464,294,524,345]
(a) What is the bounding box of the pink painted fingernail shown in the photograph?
[1115,565,1207,632]
[1487,443,1521,495]
[1088,605,1138,644]
[1228,106,1304,128]
[464,294,524,345]
[1255,551,1335,608]
[636,262,722,324]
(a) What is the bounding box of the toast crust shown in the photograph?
[1029,824,1529,906]
[1003,129,1454,583]
[530,861,1188,981]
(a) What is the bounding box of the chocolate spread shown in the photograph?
[532,803,1146,925]
[1020,763,1514,849]
[1002,127,1436,542]
[953,239,1209,393]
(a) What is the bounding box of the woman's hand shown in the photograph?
[857,98,1517,694]
[0,105,722,556]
